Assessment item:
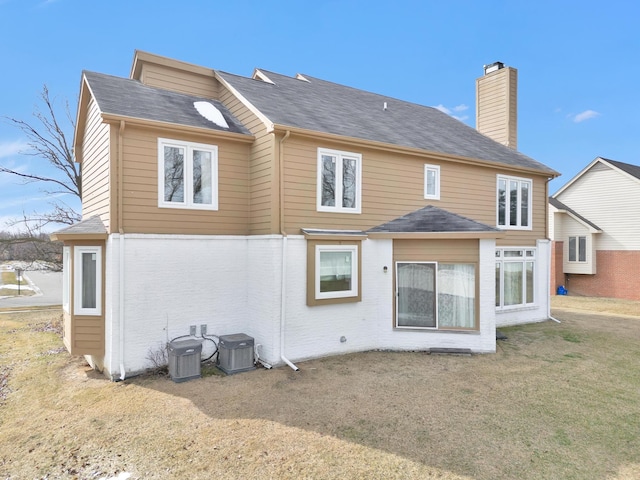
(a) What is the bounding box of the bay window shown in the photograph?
[495,248,535,309]
[74,246,102,316]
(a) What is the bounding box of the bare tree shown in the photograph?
[1,85,81,229]
[0,85,80,268]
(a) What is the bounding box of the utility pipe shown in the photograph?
[278,130,299,371]
[118,120,127,380]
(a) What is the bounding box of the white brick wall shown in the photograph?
[100,234,549,378]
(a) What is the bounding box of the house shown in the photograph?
[549,157,640,300]
[52,53,559,380]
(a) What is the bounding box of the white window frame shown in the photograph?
[317,148,362,214]
[424,164,440,200]
[568,236,587,263]
[73,246,102,316]
[62,246,70,313]
[158,138,219,210]
[495,248,536,310]
[315,244,359,300]
[496,175,532,230]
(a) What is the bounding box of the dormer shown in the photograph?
[130,50,220,99]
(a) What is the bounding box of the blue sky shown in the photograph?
[1,0,638,232]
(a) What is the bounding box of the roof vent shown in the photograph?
[483,61,504,75]
[193,101,229,129]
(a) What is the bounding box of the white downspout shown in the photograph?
[118,120,127,379]
[546,238,561,324]
[279,130,299,371]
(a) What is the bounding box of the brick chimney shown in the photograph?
[476,61,518,149]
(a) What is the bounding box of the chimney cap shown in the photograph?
[483,62,505,75]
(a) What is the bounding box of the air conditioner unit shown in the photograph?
[217,333,256,375]
[168,338,203,382]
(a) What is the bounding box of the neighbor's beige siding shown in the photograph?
[138,62,219,99]
[476,67,517,149]
[281,135,546,246]
[119,125,250,235]
[219,85,278,234]
[81,97,111,230]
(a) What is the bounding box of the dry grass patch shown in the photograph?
[1,301,640,479]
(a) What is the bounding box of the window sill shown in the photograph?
[394,327,480,334]
[496,304,538,313]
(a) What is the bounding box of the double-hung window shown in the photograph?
[497,175,532,229]
[317,148,362,213]
[568,236,587,262]
[158,138,218,210]
[495,248,535,309]
[424,164,440,200]
[74,246,102,316]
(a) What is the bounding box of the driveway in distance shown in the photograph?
[0,270,62,308]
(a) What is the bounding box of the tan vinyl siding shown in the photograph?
[119,126,250,235]
[81,97,111,230]
[138,63,219,98]
[393,239,479,263]
[219,85,277,234]
[281,135,545,246]
[476,67,517,149]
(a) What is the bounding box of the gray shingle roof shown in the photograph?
[602,158,640,180]
[83,71,251,135]
[548,197,601,231]
[53,216,107,235]
[217,70,557,175]
[368,205,500,233]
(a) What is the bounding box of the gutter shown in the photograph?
[278,130,299,371]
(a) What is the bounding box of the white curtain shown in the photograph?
[438,264,475,328]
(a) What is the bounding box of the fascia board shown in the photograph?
[214,71,274,132]
[99,113,255,143]
[273,124,557,179]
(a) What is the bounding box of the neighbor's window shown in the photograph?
[497,175,532,229]
[158,138,218,210]
[568,236,587,262]
[424,164,440,200]
[396,262,476,330]
[74,246,102,316]
[495,248,535,309]
[317,148,362,213]
[315,245,359,300]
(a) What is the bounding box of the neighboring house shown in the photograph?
[549,157,640,300]
[52,53,558,380]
